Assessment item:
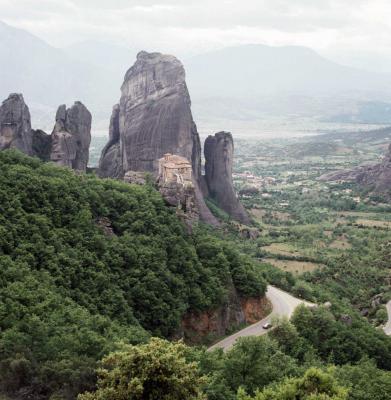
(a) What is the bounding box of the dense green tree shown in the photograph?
[292,280,315,301]
[335,359,391,400]
[78,338,206,400]
[291,305,391,369]
[238,368,349,400]
[222,336,298,395]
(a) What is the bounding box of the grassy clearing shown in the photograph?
[329,240,352,250]
[251,208,292,222]
[263,258,322,275]
[355,219,391,228]
[336,211,377,217]
[329,234,352,250]
[251,208,266,218]
[262,243,303,257]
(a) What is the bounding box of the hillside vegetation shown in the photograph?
[0,150,266,399]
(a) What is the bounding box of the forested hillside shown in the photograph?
[1,150,390,400]
[0,150,266,399]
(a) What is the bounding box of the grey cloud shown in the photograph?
[0,0,390,60]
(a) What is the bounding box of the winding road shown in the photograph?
[384,300,391,336]
[208,285,314,351]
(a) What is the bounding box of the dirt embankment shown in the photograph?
[181,291,271,344]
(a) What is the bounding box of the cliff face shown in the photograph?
[99,104,122,178]
[204,132,251,224]
[320,143,391,197]
[50,102,92,171]
[359,144,391,196]
[99,51,218,225]
[0,94,91,172]
[0,93,33,155]
[99,51,199,176]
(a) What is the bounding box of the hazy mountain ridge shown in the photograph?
[186,44,391,97]
[0,21,126,130]
[2,20,391,134]
[185,44,391,128]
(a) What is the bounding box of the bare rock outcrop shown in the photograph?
[181,287,270,344]
[98,104,122,178]
[204,132,251,224]
[319,143,391,197]
[50,102,91,171]
[0,93,33,155]
[99,51,199,175]
[99,51,218,225]
[372,144,391,193]
[0,94,91,172]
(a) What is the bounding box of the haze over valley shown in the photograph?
[2,19,391,140]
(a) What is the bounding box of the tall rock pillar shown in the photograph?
[204,132,250,224]
[99,51,218,225]
[0,93,33,155]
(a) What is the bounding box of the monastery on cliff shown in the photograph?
[158,153,192,186]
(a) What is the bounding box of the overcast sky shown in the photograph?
[2,0,391,71]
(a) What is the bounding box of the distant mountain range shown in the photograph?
[0,21,135,130]
[2,20,391,135]
[185,45,391,129]
[187,44,391,97]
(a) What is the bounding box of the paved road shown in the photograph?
[208,285,314,351]
[384,300,391,336]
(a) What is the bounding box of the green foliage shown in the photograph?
[269,316,318,363]
[291,305,391,369]
[0,255,148,399]
[188,336,299,399]
[222,336,298,395]
[306,241,391,317]
[258,262,296,292]
[238,367,349,400]
[78,338,206,400]
[292,280,315,301]
[335,359,391,400]
[0,150,266,399]
[375,308,388,324]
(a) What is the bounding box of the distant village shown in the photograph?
[233,170,364,206]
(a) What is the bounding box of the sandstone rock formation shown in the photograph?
[99,51,251,225]
[98,51,218,225]
[50,102,91,171]
[204,132,251,224]
[0,93,33,155]
[319,143,391,197]
[99,104,122,178]
[0,94,91,172]
[99,51,199,176]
